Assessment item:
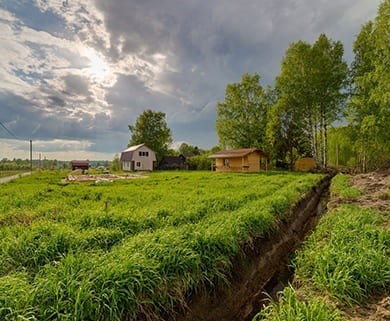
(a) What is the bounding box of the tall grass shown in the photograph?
[294,204,389,304]
[254,173,389,320]
[0,170,322,320]
[254,286,342,321]
[330,174,361,200]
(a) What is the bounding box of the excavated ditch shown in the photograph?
[174,174,333,321]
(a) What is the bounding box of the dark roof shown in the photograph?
[160,155,186,165]
[71,160,89,165]
[120,151,134,162]
[208,148,269,159]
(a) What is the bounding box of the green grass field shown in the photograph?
[255,174,390,321]
[0,170,322,321]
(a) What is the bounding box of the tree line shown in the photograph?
[216,1,389,172]
[128,1,388,173]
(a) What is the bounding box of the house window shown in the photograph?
[224,158,230,166]
[138,151,149,157]
[136,162,141,167]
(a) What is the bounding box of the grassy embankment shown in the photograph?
[255,173,389,321]
[0,170,321,321]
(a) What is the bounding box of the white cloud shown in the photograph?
[0,138,115,161]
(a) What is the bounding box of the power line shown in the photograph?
[0,120,20,139]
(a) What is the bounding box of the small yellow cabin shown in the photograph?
[294,157,316,171]
[209,148,269,172]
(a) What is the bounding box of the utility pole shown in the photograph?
[30,140,33,172]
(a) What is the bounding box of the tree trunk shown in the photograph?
[362,143,366,173]
[310,124,318,167]
[323,121,327,168]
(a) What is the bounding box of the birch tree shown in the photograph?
[274,35,348,168]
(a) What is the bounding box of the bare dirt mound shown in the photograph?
[350,169,390,211]
[344,294,390,321]
[63,171,147,183]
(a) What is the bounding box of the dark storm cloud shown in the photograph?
[0,92,110,141]
[63,74,91,97]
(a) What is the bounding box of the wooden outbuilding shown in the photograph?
[208,148,269,172]
[294,157,316,171]
[120,144,156,171]
[71,160,89,171]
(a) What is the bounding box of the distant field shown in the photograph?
[0,170,321,321]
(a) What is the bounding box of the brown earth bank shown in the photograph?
[343,294,390,321]
[171,175,333,321]
[350,168,390,211]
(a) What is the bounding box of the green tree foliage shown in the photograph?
[266,92,311,168]
[312,34,349,167]
[178,143,202,156]
[327,126,357,169]
[272,41,316,167]
[128,109,172,162]
[186,154,212,170]
[347,0,390,171]
[274,35,348,168]
[216,73,269,149]
[110,154,120,172]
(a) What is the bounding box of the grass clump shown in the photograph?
[254,286,342,321]
[330,174,361,200]
[294,204,389,304]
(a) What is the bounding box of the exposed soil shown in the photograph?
[172,175,333,321]
[63,171,147,183]
[350,169,390,211]
[343,294,390,321]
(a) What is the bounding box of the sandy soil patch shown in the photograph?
[63,171,147,183]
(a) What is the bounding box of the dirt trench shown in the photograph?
[173,175,333,321]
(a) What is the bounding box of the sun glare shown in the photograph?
[84,49,110,79]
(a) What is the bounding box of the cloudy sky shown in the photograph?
[0,0,382,160]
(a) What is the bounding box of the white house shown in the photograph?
[120,144,156,171]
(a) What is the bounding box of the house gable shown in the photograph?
[120,144,156,171]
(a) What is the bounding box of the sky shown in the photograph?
[0,0,382,161]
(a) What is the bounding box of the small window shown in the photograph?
[224,159,230,166]
[138,151,142,156]
[145,151,149,157]
[136,162,141,167]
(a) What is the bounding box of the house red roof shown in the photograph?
[71,160,89,166]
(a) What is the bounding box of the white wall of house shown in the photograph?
[132,146,156,170]
[122,161,132,171]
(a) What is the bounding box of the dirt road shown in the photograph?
[0,172,31,184]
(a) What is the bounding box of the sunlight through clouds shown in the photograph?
[0,0,383,160]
